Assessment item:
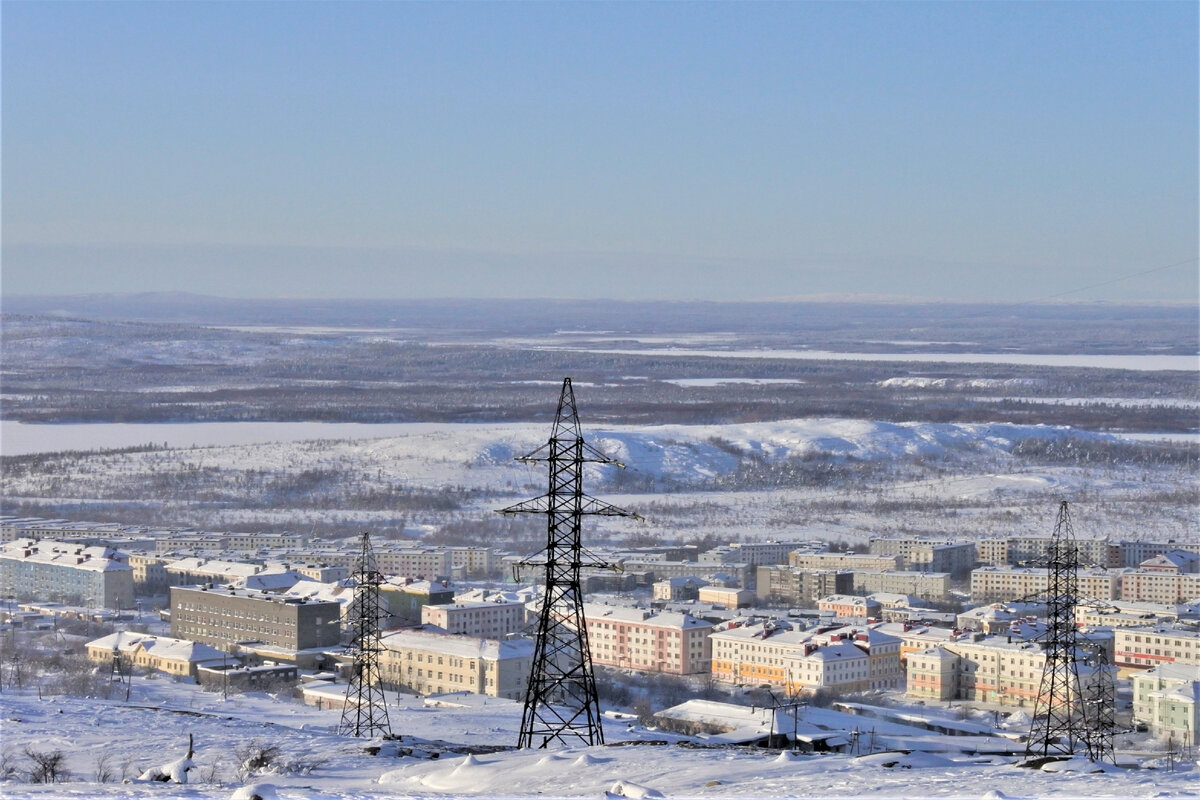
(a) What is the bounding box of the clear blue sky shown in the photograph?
[3,1,1196,302]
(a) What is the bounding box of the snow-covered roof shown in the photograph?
[87,632,228,663]
[583,603,712,630]
[380,629,534,661]
[0,539,130,572]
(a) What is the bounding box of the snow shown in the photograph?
[1,677,1192,799]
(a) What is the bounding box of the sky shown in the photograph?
[2,1,1197,303]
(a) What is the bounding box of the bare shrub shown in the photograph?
[24,747,68,784]
[93,750,115,783]
[233,741,281,782]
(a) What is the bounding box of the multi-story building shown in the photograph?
[969,566,1120,602]
[818,595,881,619]
[620,559,753,589]
[379,578,455,625]
[1131,663,1200,741]
[165,557,261,587]
[267,562,350,583]
[699,542,806,567]
[0,539,134,609]
[378,629,534,700]
[872,622,960,667]
[1075,600,1179,629]
[584,605,713,675]
[1005,536,1115,568]
[1118,540,1200,569]
[850,570,951,601]
[755,566,852,607]
[790,553,901,572]
[710,620,812,688]
[786,641,870,695]
[809,625,903,690]
[127,554,171,596]
[1113,625,1200,672]
[170,585,341,653]
[906,636,1111,708]
[869,538,976,575]
[448,546,494,578]
[1138,551,1200,574]
[697,587,756,609]
[1120,571,1200,605]
[421,600,527,639]
[652,577,708,602]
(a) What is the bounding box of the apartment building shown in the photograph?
[652,577,708,602]
[872,622,960,667]
[790,553,901,572]
[710,620,812,688]
[1075,600,1179,629]
[969,566,1120,602]
[818,595,881,619]
[1113,625,1200,672]
[1131,663,1200,741]
[1120,571,1200,604]
[1004,536,1115,568]
[786,641,870,695]
[868,538,976,575]
[379,579,455,625]
[170,585,341,652]
[378,629,534,700]
[421,600,528,639]
[699,541,806,567]
[448,546,494,577]
[584,604,713,675]
[166,558,261,586]
[755,566,852,607]
[0,539,134,609]
[620,559,753,589]
[698,587,755,609]
[851,570,951,601]
[127,553,171,595]
[1118,540,1200,568]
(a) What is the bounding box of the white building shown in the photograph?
[378,629,534,700]
[421,600,527,639]
[0,539,133,609]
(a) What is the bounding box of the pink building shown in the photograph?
[584,604,713,675]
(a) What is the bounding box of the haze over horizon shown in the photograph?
[3,2,1197,304]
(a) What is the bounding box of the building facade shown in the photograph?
[584,605,713,675]
[170,585,341,652]
[0,539,134,609]
[378,629,534,700]
[421,600,527,639]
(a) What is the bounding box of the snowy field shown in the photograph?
[0,680,1194,800]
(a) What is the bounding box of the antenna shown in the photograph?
[499,378,640,748]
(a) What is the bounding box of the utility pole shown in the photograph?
[499,378,639,749]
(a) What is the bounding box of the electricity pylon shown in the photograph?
[338,532,393,738]
[1026,501,1089,759]
[499,377,639,748]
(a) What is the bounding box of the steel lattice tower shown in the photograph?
[338,532,393,738]
[1026,501,1088,759]
[1082,646,1117,764]
[499,378,638,748]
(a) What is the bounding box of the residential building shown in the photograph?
[850,570,951,601]
[379,578,455,625]
[378,629,534,700]
[86,631,230,678]
[818,595,881,619]
[170,585,341,652]
[969,566,1120,602]
[584,604,713,675]
[1131,663,1200,742]
[1118,540,1200,569]
[755,566,852,607]
[421,600,527,639]
[869,538,976,575]
[699,542,806,567]
[652,576,708,602]
[698,587,756,609]
[165,557,261,587]
[620,559,753,589]
[0,539,133,609]
[1113,625,1200,672]
[790,553,901,572]
[128,554,171,595]
[448,546,494,577]
[710,620,812,688]
[1120,571,1200,605]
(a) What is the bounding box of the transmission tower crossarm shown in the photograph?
[497,493,642,519]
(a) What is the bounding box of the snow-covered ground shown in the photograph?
[1,679,1194,799]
